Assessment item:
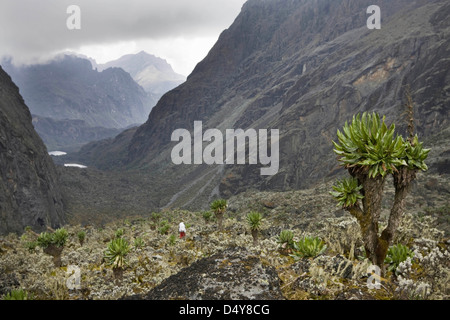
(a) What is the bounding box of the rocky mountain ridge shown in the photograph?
[0,66,65,235]
[2,55,152,129]
[1,54,157,153]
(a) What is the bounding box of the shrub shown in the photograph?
[211,199,227,230]
[77,230,86,245]
[104,237,130,270]
[36,229,68,267]
[115,228,124,238]
[151,212,162,223]
[168,234,177,246]
[247,211,263,244]
[291,236,327,259]
[320,217,362,260]
[25,241,38,253]
[246,211,263,231]
[211,199,227,212]
[37,228,68,249]
[134,237,145,249]
[385,244,414,274]
[36,232,53,249]
[277,230,295,254]
[3,289,32,300]
[202,211,213,223]
[159,220,170,235]
[53,228,69,247]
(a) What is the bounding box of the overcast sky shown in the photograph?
[0,0,247,76]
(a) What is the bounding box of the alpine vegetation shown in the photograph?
[246,211,264,245]
[36,228,68,267]
[291,236,327,259]
[210,199,227,231]
[331,112,430,274]
[104,237,130,278]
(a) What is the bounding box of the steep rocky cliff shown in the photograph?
[0,66,65,235]
[74,0,449,211]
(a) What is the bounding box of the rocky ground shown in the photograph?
[0,173,448,300]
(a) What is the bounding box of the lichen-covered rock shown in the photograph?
[127,247,284,300]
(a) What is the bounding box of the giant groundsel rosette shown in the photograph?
[332,112,430,178]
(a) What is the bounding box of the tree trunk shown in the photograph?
[356,173,386,267]
[251,229,258,245]
[113,267,123,282]
[43,245,63,267]
[347,167,417,276]
[378,168,417,270]
[217,212,223,231]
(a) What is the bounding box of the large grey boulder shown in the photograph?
[129,247,284,300]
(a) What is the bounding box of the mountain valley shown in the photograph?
[0,0,449,302]
[66,0,450,212]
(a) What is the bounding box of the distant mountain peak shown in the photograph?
[98,51,186,96]
[136,50,151,56]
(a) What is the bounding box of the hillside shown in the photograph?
[0,66,65,235]
[31,116,122,153]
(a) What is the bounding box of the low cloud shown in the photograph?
[0,0,246,66]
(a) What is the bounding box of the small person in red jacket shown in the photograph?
[179,222,186,239]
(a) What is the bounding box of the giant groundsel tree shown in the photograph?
[331,112,430,273]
